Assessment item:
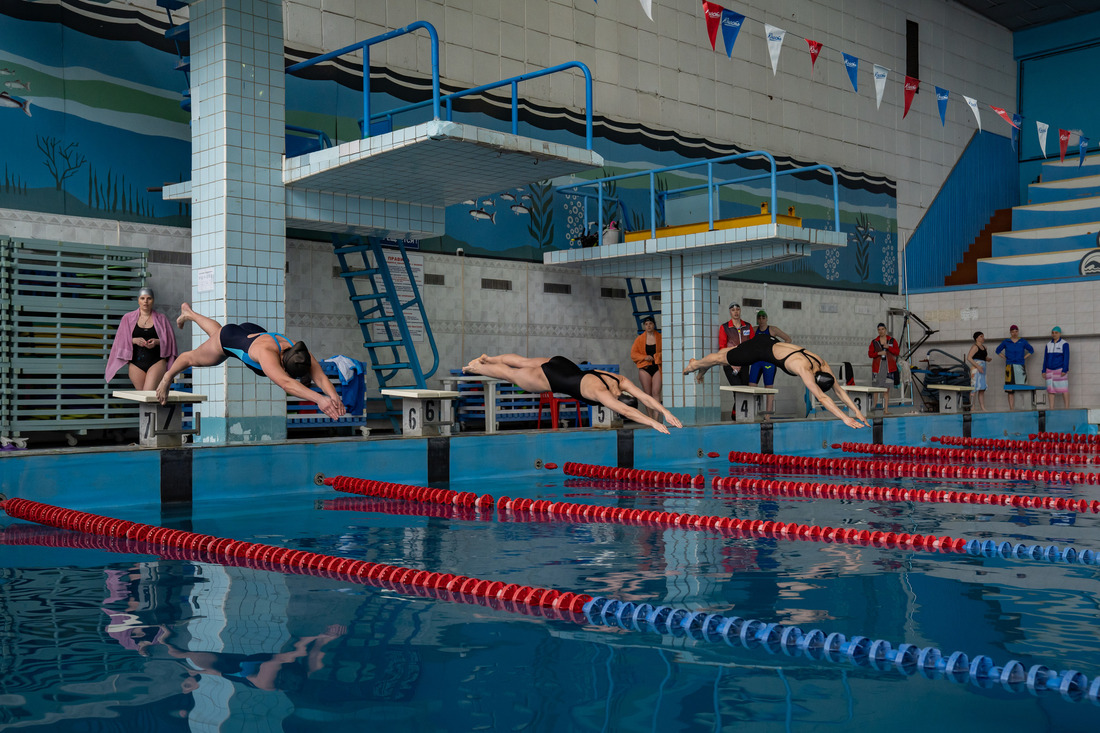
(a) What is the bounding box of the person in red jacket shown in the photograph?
[868,322,900,414]
[717,303,755,384]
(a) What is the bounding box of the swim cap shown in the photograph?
[138,287,154,298]
[757,310,767,318]
[1052,326,1061,333]
[814,371,835,392]
[281,341,311,380]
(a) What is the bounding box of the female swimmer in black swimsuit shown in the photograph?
[684,333,870,429]
[463,354,683,434]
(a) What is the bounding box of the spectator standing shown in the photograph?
[717,302,754,420]
[868,322,900,414]
[630,316,663,419]
[1042,326,1070,408]
[995,325,1034,410]
[748,310,791,416]
[965,331,988,412]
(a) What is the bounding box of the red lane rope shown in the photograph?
[325,473,973,555]
[0,497,591,615]
[1031,432,1100,445]
[729,451,1099,484]
[833,441,1095,466]
[934,435,1100,455]
[713,477,1100,513]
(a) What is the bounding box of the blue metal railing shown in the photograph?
[285,21,594,151]
[556,152,840,240]
[905,132,1018,291]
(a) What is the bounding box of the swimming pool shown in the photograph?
[2,411,1099,730]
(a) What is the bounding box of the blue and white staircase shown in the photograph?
[978,155,1100,283]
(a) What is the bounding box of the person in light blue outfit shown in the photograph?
[995,325,1034,410]
[1042,326,1070,408]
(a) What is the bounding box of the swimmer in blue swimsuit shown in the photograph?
[154,303,345,420]
[463,353,683,434]
[684,333,870,429]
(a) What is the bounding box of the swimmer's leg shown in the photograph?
[177,303,223,340]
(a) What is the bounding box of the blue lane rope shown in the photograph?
[582,597,1100,705]
[963,539,1097,564]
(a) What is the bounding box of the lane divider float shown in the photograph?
[325,474,1100,567]
[728,450,1099,484]
[833,441,1094,466]
[934,435,1100,455]
[0,498,591,616]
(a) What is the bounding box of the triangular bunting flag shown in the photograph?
[806,39,822,74]
[873,65,888,109]
[1059,129,1070,162]
[702,2,722,50]
[964,96,982,132]
[990,106,1019,129]
[1036,121,1049,158]
[1010,113,1023,152]
[720,9,745,58]
[638,0,653,21]
[902,76,920,118]
[764,24,786,75]
[935,87,949,126]
[842,53,859,92]
[1080,136,1090,168]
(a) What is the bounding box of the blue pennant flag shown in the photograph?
[1010,113,1023,151]
[935,86,949,126]
[1080,136,1090,167]
[720,9,746,57]
[842,53,859,92]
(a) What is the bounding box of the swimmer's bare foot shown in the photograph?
[176,303,194,329]
[463,355,488,374]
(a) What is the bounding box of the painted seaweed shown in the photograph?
[526,180,554,249]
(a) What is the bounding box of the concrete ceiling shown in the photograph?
[954,0,1100,31]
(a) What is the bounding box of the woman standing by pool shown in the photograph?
[965,331,988,412]
[629,316,662,420]
[104,287,178,390]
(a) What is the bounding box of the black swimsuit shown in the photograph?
[726,333,822,376]
[541,356,619,406]
[130,324,164,372]
[642,343,659,376]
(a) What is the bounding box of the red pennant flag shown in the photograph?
[702,1,723,50]
[806,39,822,73]
[990,106,1020,129]
[1059,129,1071,162]
[902,76,920,119]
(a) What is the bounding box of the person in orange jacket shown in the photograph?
[868,322,901,414]
[630,316,663,419]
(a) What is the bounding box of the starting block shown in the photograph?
[843,385,888,413]
[113,390,206,447]
[381,388,459,436]
[722,385,778,422]
[1004,384,1040,410]
[926,384,971,413]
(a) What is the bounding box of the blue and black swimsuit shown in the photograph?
[219,323,291,376]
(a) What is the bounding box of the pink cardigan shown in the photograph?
[104,309,178,383]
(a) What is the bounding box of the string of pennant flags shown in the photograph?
[697,1,1091,166]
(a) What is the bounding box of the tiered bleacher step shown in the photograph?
[944,208,1011,286]
[976,154,1100,284]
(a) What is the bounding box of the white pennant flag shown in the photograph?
[1036,121,1049,158]
[873,65,888,109]
[964,95,982,132]
[638,0,653,21]
[764,24,786,75]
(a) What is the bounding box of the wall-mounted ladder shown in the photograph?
[332,237,439,431]
[625,278,660,332]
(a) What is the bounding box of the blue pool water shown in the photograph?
[3,446,1100,732]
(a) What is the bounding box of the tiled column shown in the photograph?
[189,0,287,443]
[662,263,721,425]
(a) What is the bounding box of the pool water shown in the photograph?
[2,457,1099,732]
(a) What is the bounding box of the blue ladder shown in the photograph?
[332,237,440,431]
[625,278,660,332]
[157,0,191,111]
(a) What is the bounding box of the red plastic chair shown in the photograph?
[537,392,585,429]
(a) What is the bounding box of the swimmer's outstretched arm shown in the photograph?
[616,376,683,431]
[801,373,870,429]
[593,389,678,434]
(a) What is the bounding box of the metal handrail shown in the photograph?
[286,20,442,137]
[556,152,841,239]
[285,22,593,150]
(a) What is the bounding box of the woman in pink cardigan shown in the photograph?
[104,288,178,390]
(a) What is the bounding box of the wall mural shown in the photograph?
[3,1,897,293]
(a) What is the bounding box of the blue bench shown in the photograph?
[287,361,374,432]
